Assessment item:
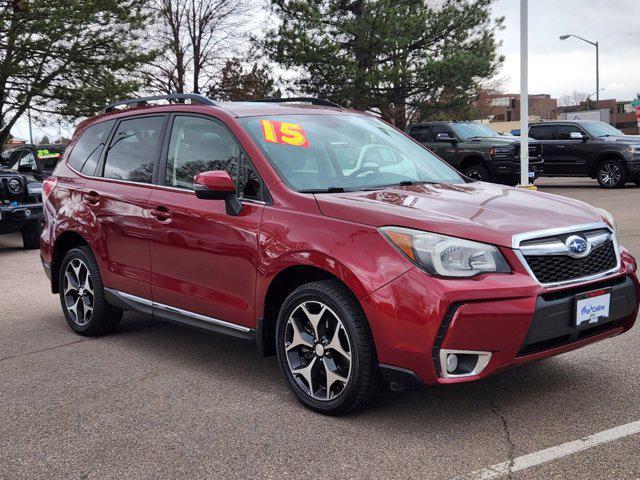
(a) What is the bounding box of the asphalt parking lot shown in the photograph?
[1,177,639,480]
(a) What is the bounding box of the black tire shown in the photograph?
[276,280,382,415]
[21,220,41,250]
[463,163,490,182]
[58,246,122,336]
[596,158,628,189]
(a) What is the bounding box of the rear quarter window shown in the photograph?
[68,120,116,175]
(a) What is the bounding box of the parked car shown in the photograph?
[0,163,43,249]
[406,121,544,185]
[41,94,639,415]
[529,120,640,188]
[1,143,66,181]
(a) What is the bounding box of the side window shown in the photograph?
[238,153,265,201]
[68,120,115,175]
[103,116,165,183]
[558,125,584,140]
[17,152,37,172]
[165,116,240,190]
[409,125,430,142]
[430,125,454,140]
[529,125,556,140]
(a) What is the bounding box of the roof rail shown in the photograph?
[249,97,342,108]
[101,93,217,113]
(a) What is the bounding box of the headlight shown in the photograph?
[597,208,619,244]
[8,178,23,195]
[380,227,511,277]
[626,145,640,155]
[489,146,513,159]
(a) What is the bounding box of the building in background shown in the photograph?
[475,90,558,122]
[475,90,640,135]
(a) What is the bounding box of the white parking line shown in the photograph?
[454,420,640,480]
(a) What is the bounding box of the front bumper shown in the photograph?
[488,157,544,180]
[363,248,639,386]
[0,203,42,233]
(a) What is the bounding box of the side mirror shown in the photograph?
[436,132,457,143]
[194,170,242,216]
[570,132,588,141]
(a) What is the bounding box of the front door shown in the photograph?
[148,115,266,329]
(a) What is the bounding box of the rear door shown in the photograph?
[529,124,561,175]
[147,114,266,329]
[83,114,168,300]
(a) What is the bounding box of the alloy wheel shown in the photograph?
[284,301,352,401]
[599,163,621,187]
[63,258,94,326]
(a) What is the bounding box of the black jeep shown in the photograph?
[0,164,43,249]
[529,120,640,188]
[406,121,544,185]
[1,143,66,180]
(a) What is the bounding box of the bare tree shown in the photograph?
[558,90,589,107]
[147,0,252,95]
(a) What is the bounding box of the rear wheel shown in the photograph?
[597,159,628,189]
[276,280,381,415]
[59,247,122,336]
[21,220,41,250]
[463,164,490,182]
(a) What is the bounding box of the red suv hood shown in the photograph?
[315,182,604,248]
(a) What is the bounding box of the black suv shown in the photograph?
[529,120,640,188]
[406,121,543,185]
[0,163,43,249]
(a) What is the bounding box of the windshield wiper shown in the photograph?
[299,186,346,193]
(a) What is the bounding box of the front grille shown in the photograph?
[524,240,617,284]
[514,144,541,158]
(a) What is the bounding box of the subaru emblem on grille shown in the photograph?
[566,235,589,257]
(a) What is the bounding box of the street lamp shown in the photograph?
[560,34,599,111]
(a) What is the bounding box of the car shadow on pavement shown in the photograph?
[111,311,626,432]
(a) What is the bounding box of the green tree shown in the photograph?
[209,58,280,101]
[263,0,503,129]
[0,0,156,146]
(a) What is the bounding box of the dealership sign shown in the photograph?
[633,99,640,129]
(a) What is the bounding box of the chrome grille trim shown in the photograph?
[512,222,621,288]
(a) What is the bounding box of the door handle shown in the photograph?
[556,145,566,149]
[150,205,172,222]
[84,191,100,206]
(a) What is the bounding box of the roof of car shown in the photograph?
[529,120,601,125]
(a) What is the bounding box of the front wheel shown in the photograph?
[597,159,628,189]
[463,164,490,182]
[276,280,382,415]
[59,246,122,336]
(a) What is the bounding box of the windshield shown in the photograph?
[582,122,624,138]
[240,114,464,192]
[450,122,501,139]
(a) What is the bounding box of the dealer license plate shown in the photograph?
[575,288,611,327]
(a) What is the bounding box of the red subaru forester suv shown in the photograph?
[41,94,639,415]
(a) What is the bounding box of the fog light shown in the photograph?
[445,353,459,373]
[439,349,492,379]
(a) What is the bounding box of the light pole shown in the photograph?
[559,34,599,111]
[520,0,529,187]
